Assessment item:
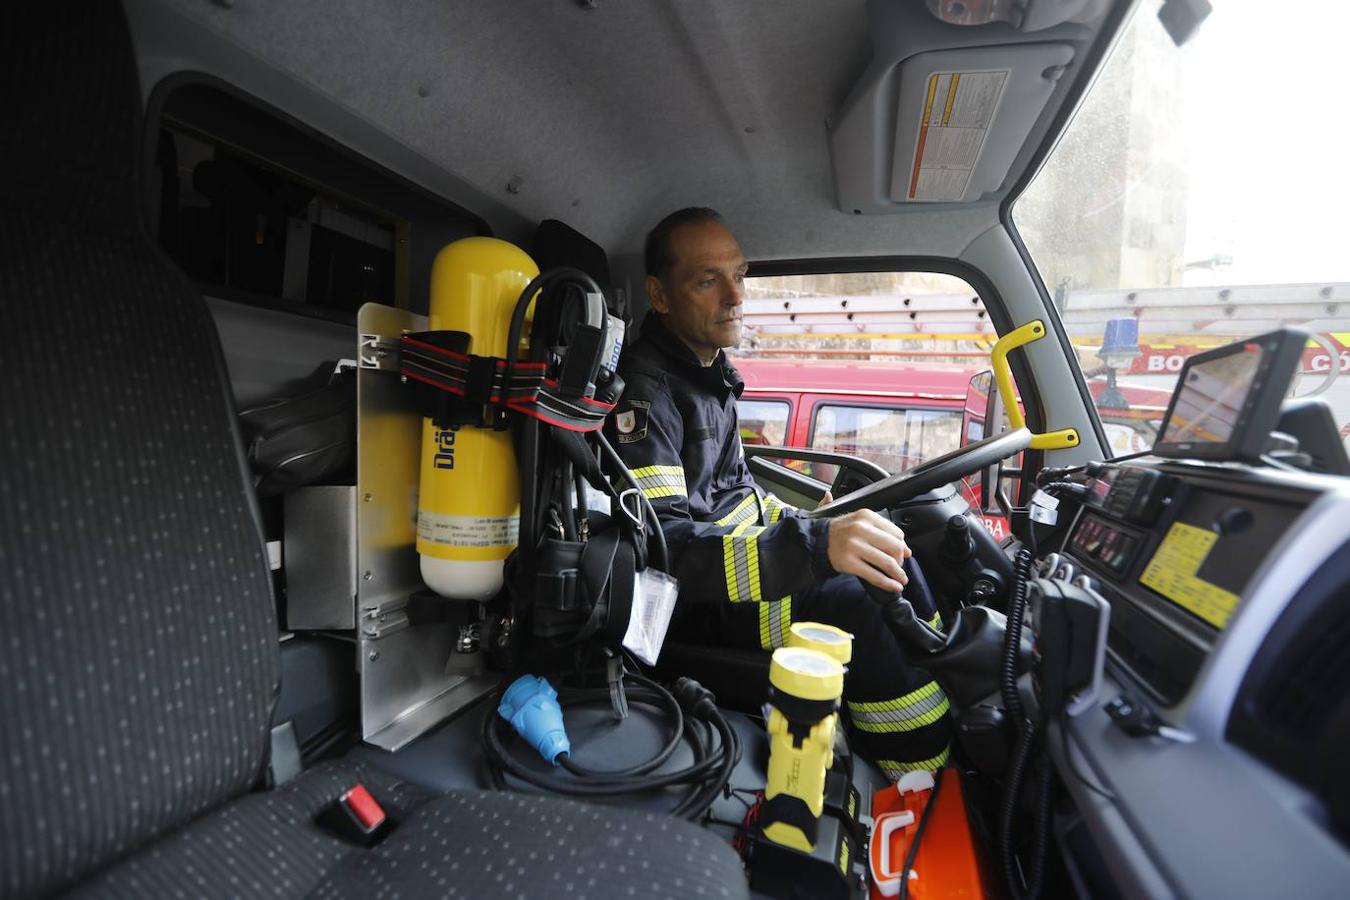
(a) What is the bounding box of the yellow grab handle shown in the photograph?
[990,319,1080,451]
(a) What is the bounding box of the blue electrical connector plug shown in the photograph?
[498,675,570,764]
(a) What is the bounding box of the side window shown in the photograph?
[734,268,992,481]
[811,405,963,475]
[151,83,482,321]
[736,399,791,446]
[157,124,400,315]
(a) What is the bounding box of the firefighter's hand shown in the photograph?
[826,509,911,594]
[817,490,834,508]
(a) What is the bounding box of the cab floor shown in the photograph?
[344,694,888,841]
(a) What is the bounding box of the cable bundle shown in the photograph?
[483,671,741,821]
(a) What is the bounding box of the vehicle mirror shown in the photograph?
[979,453,1008,517]
[964,371,1008,516]
[830,466,872,500]
[963,370,992,443]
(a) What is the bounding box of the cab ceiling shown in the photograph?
[127,0,1106,262]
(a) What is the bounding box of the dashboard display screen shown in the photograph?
[1157,342,1263,447]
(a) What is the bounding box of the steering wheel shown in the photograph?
[807,428,1033,518]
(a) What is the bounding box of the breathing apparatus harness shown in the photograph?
[400,266,663,645]
[502,266,666,647]
[401,266,736,817]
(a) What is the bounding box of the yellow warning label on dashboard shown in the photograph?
[1139,522,1240,629]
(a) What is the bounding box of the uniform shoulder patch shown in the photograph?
[614,399,651,443]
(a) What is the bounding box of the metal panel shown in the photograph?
[284,486,357,630]
[205,295,355,407]
[355,302,493,751]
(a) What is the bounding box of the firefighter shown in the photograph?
[606,207,951,778]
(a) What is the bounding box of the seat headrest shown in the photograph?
[0,3,143,232]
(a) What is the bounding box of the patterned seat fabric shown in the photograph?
[0,4,747,899]
[73,765,747,900]
[66,762,430,900]
[310,791,748,900]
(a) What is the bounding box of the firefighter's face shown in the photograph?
[647,220,747,365]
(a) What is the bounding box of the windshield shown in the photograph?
[1015,0,1350,457]
[734,270,987,480]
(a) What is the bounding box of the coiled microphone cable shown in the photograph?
[998,546,1053,900]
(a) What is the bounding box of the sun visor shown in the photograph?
[831,42,1074,212]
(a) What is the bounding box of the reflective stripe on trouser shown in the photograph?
[847,680,950,733]
[875,748,952,780]
[629,465,686,499]
[668,570,952,780]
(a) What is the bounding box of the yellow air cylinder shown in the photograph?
[417,237,538,600]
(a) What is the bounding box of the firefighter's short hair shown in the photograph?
[644,207,725,282]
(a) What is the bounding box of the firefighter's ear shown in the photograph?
[646,275,670,314]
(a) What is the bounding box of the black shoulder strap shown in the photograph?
[569,527,636,646]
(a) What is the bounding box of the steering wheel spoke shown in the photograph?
[808,428,1033,517]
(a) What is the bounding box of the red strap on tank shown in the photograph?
[399,334,614,432]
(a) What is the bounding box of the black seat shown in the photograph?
[0,5,747,898]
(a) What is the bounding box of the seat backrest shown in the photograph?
[0,5,281,896]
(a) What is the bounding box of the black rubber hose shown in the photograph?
[559,459,577,541]
[999,721,1039,899]
[1025,739,1054,899]
[487,702,699,794]
[673,711,741,820]
[556,675,685,777]
[482,673,738,820]
[486,711,724,802]
[505,267,602,375]
[594,430,669,572]
[573,468,589,525]
[997,545,1043,899]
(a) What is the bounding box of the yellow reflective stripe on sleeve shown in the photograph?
[847,681,950,733]
[640,484,684,499]
[875,747,951,780]
[715,493,760,528]
[629,464,686,500]
[631,465,685,479]
[722,526,765,602]
[763,494,796,525]
[757,597,793,650]
[927,610,944,631]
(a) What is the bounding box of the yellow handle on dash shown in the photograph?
[990,319,1081,451]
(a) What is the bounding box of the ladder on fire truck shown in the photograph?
[742,281,1350,365]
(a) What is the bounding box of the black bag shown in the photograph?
[238,361,356,496]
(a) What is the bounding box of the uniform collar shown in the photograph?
[641,311,744,396]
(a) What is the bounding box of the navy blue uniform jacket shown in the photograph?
[605,312,835,606]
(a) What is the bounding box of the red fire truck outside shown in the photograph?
[732,357,1172,540]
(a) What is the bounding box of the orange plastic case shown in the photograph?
[869,769,986,899]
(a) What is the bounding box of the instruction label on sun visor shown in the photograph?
[1139,522,1240,629]
[904,70,1009,202]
